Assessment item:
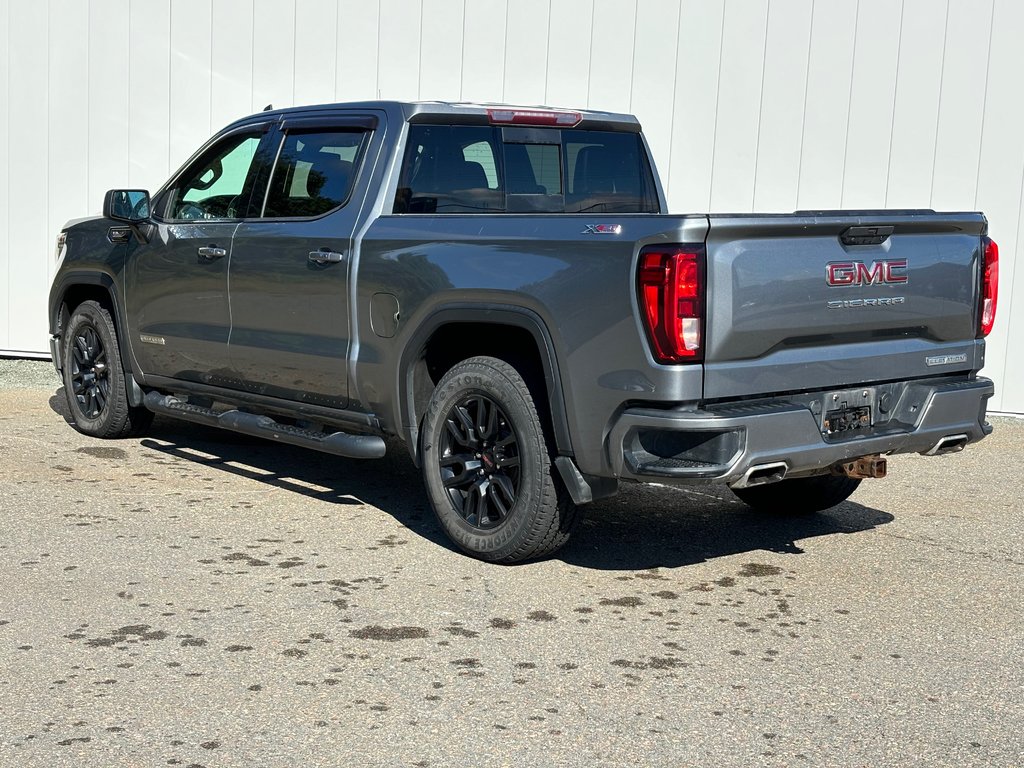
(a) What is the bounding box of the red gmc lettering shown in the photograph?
[826,259,908,286]
[826,262,856,285]
[882,259,908,283]
[855,262,884,284]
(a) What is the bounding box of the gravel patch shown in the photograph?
[0,357,60,390]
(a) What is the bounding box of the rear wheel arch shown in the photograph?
[398,306,573,464]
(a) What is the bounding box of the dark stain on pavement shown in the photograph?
[56,736,91,746]
[221,552,270,567]
[738,563,783,577]
[75,446,127,460]
[81,624,169,648]
[599,596,644,608]
[443,625,479,638]
[611,656,687,671]
[350,625,429,641]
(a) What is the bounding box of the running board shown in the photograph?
[143,392,386,460]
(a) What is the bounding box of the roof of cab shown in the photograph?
[228,100,641,132]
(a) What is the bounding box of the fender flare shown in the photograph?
[397,304,574,463]
[51,271,144,406]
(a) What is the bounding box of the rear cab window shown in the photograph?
[563,129,652,213]
[394,122,659,214]
[393,125,503,214]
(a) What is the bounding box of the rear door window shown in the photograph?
[262,129,369,218]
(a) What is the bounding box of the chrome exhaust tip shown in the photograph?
[924,434,969,456]
[731,461,788,489]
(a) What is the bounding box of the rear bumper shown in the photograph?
[607,376,994,486]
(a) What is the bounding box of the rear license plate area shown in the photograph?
[820,387,875,436]
[823,405,871,436]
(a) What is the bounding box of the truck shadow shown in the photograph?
[50,392,895,571]
[563,483,894,571]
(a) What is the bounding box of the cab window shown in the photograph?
[393,125,503,214]
[393,124,658,214]
[262,129,369,218]
[162,131,263,220]
[562,129,657,213]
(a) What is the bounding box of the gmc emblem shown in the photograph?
[826,259,908,286]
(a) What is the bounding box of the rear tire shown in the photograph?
[61,300,153,439]
[731,474,861,514]
[420,356,576,563]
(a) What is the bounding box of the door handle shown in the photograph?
[308,249,345,265]
[197,245,227,260]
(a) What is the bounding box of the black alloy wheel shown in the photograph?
[420,356,576,563]
[61,300,152,438]
[438,394,521,529]
[68,323,110,419]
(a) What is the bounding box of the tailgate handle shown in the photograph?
[840,225,893,246]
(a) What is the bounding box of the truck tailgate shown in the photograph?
[703,212,986,399]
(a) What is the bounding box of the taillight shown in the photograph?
[980,236,998,337]
[637,246,704,363]
[486,108,582,127]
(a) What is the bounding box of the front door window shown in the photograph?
[162,132,263,220]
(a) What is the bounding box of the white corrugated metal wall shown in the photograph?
[1,0,1022,413]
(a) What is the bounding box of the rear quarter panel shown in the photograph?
[355,213,708,475]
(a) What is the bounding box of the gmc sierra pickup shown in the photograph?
[49,101,998,562]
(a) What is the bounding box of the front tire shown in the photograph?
[420,356,576,563]
[61,300,153,438]
[731,474,861,514]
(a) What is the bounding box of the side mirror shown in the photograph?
[103,189,151,223]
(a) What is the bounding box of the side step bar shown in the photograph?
[143,392,386,460]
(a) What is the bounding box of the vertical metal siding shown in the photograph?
[751,0,812,212]
[0,4,9,352]
[8,1,48,355]
[2,0,1022,413]
[975,0,1024,414]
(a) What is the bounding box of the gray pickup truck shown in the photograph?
[48,101,998,562]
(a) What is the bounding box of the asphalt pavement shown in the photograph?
[1,360,1021,767]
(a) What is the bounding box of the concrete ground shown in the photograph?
[1,360,1021,767]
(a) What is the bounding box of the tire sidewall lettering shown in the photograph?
[421,357,556,561]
